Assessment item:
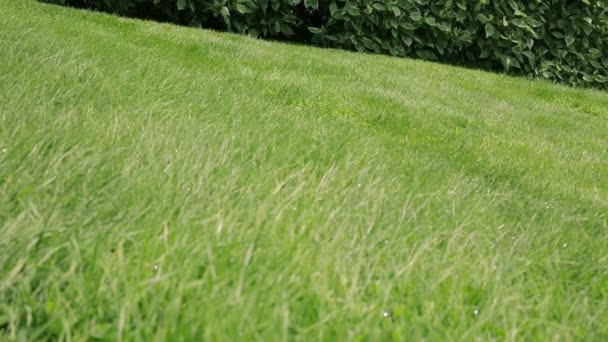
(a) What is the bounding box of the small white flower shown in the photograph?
[153,264,159,271]
[383,311,392,318]
[1,148,6,154]
[473,309,480,316]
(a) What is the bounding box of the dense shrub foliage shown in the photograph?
[47,0,608,89]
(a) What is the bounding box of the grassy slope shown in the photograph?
[1,0,608,340]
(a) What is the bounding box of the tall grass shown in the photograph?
[1,0,608,339]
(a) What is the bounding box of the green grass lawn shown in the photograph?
[2,0,608,340]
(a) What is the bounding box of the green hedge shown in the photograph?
[47,0,608,89]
